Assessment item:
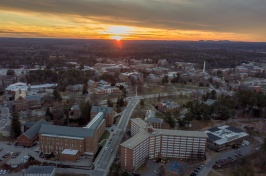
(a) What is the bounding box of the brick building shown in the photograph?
[120,118,208,172]
[14,94,41,111]
[60,149,79,162]
[39,112,106,156]
[90,106,115,127]
[17,119,47,147]
[158,100,181,113]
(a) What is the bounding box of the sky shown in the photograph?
[0,0,266,41]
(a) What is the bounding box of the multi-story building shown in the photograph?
[17,119,47,147]
[205,125,249,152]
[90,106,115,127]
[119,72,144,84]
[95,85,120,95]
[39,112,106,157]
[120,118,208,172]
[158,100,181,113]
[144,110,163,129]
[14,94,41,111]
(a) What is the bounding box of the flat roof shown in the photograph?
[61,149,79,155]
[24,166,55,174]
[131,118,147,129]
[91,106,113,114]
[84,112,104,130]
[121,118,208,149]
[120,131,150,149]
[158,129,208,138]
[205,125,249,145]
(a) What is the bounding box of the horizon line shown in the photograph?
[1,37,266,43]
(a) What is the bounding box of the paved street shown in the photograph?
[197,144,258,176]
[94,97,140,176]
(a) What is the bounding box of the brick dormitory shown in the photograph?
[39,112,106,158]
[120,118,208,172]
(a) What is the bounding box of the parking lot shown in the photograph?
[190,164,203,176]
[0,141,38,166]
[214,153,242,167]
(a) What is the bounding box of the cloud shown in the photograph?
[0,0,266,35]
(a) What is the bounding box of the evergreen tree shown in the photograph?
[6,69,15,76]
[11,111,21,138]
[107,99,113,107]
[46,107,51,117]
[82,83,88,95]
[162,75,169,84]
[119,98,125,107]
[53,89,62,102]
[210,90,217,100]
[79,100,91,126]
[116,97,121,108]
[140,99,145,108]
[64,105,70,126]
[122,88,127,98]
[165,112,175,128]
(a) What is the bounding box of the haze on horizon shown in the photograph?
[0,0,266,42]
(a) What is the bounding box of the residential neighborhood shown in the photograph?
[0,39,266,176]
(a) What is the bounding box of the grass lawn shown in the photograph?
[176,119,215,131]
[138,85,171,96]
[98,130,110,145]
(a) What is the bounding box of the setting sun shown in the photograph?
[111,35,122,41]
[105,26,133,40]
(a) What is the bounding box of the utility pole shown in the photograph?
[135,85,137,97]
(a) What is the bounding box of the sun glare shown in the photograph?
[111,35,122,41]
[106,26,132,40]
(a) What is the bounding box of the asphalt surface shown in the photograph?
[94,97,140,175]
[197,144,258,176]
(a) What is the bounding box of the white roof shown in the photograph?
[61,149,78,155]
[205,125,249,145]
[6,82,27,91]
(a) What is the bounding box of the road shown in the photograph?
[97,89,195,106]
[94,97,140,176]
[197,117,265,176]
[198,144,260,176]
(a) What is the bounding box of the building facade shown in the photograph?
[14,94,41,111]
[39,112,106,156]
[17,119,47,147]
[205,125,249,152]
[90,106,115,127]
[120,118,208,172]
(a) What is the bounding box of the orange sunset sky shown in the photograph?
[0,0,266,41]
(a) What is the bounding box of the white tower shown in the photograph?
[203,61,206,73]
